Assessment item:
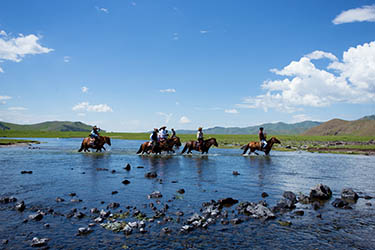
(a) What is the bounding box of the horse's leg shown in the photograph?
[242,144,249,154]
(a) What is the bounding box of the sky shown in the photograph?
[0,0,374,132]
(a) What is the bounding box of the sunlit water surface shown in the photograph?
[0,138,374,249]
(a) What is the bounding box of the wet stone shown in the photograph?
[29,213,43,221]
[124,164,131,171]
[148,191,162,199]
[56,197,65,202]
[177,189,185,194]
[112,191,118,195]
[364,195,373,200]
[294,210,304,216]
[341,188,359,202]
[298,194,310,204]
[176,211,184,216]
[94,217,104,223]
[283,191,297,204]
[137,166,144,169]
[69,193,76,197]
[107,203,120,209]
[0,196,17,204]
[122,180,130,185]
[309,184,332,200]
[145,172,157,178]
[44,223,50,228]
[218,198,238,207]
[232,171,240,176]
[261,192,269,198]
[366,202,372,206]
[91,208,99,214]
[123,225,133,235]
[71,199,82,203]
[111,170,116,174]
[74,212,86,219]
[31,237,49,247]
[312,201,321,210]
[231,218,243,224]
[162,227,172,234]
[21,171,33,174]
[77,227,93,235]
[2,239,8,245]
[96,168,109,171]
[15,201,26,212]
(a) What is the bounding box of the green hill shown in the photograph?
[303,116,375,136]
[177,121,322,135]
[0,121,93,132]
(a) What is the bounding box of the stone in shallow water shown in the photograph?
[148,191,162,199]
[77,227,93,235]
[31,237,49,247]
[283,191,297,204]
[56,197,65,202]
[29,213,43,221]
[145,172,157,178]
[15,201,26,212]
[122,180,130,185]
[124,164,131,171]
[261,192,269,198]
[341,188,359,202]
[177,189,185,194]
[309,184,332,200]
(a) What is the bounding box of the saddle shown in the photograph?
[89,138,96,146]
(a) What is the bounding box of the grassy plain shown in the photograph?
[1,130,374,154]
[0,138,40,145]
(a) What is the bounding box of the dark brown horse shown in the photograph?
[181,138,218,154]
[241,137,280,155]
[78,136,111,152]
[137,137,182,155]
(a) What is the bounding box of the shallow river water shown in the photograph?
[1,138,375,249]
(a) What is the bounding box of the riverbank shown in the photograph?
[0,139,40,147]
[1,131,374,155]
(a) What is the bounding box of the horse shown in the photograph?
[136,137,181,155]
[78,136,111,152]
[241,137,280,155]
[181,138,218,154]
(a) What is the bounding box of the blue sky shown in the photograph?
[0,0,374,132]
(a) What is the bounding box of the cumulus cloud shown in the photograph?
[0,32,53,72]
[160,88,176,93]
[156,112,173,123]
[72,102,113,112]
[237,41,375,112]
[8,106,27,111]
[81,86,89,93]
[333,5,375,24]
[225,109,239,114]
[179,116,191,124]
[0,30,7,36]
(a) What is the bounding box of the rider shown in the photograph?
[158,126,169,142]
[150,128,159,151]
[171,128,176,138]
[197,127,204,151]
[259,127,267,149]
[90,126,100,146]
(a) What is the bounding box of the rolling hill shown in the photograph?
[176,121,322,135]
[303,116,375,136]
[0,121,93,132]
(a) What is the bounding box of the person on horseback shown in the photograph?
[158,126,168,142]
[197,127,204,151]
[90,126,100,146]
[171,128,176,138]
[150,128,159,152]
[259,127,267,150]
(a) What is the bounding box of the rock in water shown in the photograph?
[15,201,26,212]
[29,213,43,221]
[145,172,157,178]
[332,198,349,208]
[341,188,359,202]
[261,192,269,198]
[124,164,131,171]
[122,180,130,185]
[78,227,93,235]
[218,198,238,207]
[309,184,332,200]
[31,237,49,247]
[148,191,162,199]
[177,189,185,194]
[283,191,297,204]
[232,171,240,176]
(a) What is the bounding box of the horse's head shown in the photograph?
[174,137,182,147]
[210,138,218,147]
[271,137,280,144]
[105,136,111,146]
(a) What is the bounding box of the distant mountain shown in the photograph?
[176,121,322,135]
[303,115,375,136]
[0,121,94,132]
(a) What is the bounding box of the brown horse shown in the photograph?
[181,138,218,154]
[241,137,280,155]
[137,137,182,155]
[78,136,111,152]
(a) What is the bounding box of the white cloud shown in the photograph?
[0,30,7,36]
[179,116,191,124]
[0,32,53,72]
[200,30,209,34]
[81,86,89,93]
[96,6,109,13]
[237,41,375,113]
[8,106,27,111]
[160,88,176,93]
[63,56,70,63]
[156,112,173,123]
[333,5,375,24]
[224,109,239,114]
[0,95,11,104]
[72,102,113,112]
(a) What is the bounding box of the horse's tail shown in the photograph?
[181,143,188,154]
[136,144,143,154]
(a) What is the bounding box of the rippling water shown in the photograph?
[1,138,375,249]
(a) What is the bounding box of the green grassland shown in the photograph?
[1,130,374,153]
[0,139,40,145]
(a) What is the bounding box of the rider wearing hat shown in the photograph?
[150,128,159,151]
[90,126,100,146]
[197,127,204,151]
[158,126,169,142]
[259,127,267,149]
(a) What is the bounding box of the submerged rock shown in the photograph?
[177,189,185,194]
[29,213,43,221]
[232,171,240,176]
[148,191,162,199]
[124,164,131,171]
[0,196,17,204]
[107,202,120,209]
[261,192,269,198]
[218,198,238,207]
[77,227,93,235]
[309,184,332,200]
[145,172,157,178]
[55,197,65,202]
[162,227,172,234]
[341,188,359,202]
[21,171,33,174]
[298,194,310,204]
[122,180,130,185]
[332,198,352,209]
[283,191,297,204]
